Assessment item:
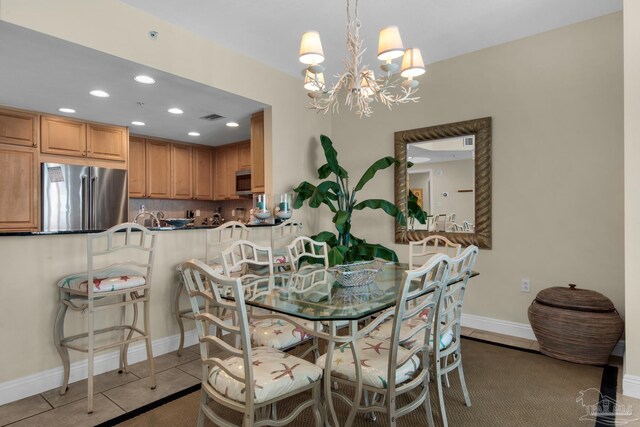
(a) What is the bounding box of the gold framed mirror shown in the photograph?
[394,117,492,248]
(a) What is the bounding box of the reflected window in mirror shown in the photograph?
[395,117,491,249]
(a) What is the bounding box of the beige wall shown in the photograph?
[329,13,624,325]
[624,0,640,391]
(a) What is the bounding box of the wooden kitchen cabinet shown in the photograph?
[128,136,146,197]
[193,146,214,200]
[87,123,127,162]
[0,107,39,148]
[251,111,265,192]
[145,139,171,199]
[213,145,240,201]
[0,144,38,231]
[41,115,86,157]
[237,140,251,171]
[171,143,193,199]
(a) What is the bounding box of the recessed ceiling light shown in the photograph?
[188,131,200,136]
[134,75,155,84]
[89,89,110,98]
[131,121,146,126]
[168,107,183,114]
[226,122,239,127]
[58,107,76,114]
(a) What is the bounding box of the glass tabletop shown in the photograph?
[229,263,478,322]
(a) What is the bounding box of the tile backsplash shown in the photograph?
[129,198,252,226]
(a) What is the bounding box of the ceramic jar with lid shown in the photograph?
[528,284,623,365]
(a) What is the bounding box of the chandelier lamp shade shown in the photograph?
[298,0,425,117]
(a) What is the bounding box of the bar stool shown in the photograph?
[53,223,158,413]
[174,221,250,356]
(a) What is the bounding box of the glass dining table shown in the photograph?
[225,262,478,427]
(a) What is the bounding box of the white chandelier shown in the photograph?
[298,0,426,118]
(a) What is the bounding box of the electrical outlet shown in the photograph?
[521,279,531,293]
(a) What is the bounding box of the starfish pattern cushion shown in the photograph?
[369,314,454,351]
[58,268,145,293]
[208,347,322,403]
[315,337,420,389]
[249,317,316,349]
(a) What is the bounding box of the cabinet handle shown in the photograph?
[32,142,37,147]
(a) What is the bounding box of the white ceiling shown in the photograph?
[0,1,622,145]
[122,0,621,79]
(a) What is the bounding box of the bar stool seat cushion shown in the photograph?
[57,268,145,294]
[208,347,322,404]
[316,337,419,389]
[249,317,315,349]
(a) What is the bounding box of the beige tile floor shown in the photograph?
[0,329,636,426]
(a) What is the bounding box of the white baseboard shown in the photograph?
[623,374,640,399]
[461,313,625,357]
[0,329,198,406]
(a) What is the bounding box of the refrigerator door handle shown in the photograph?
[90,176,98,229]
[81,175,89,230]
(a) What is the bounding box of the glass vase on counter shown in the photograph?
[251,193,272,223]
[275,192,293,221]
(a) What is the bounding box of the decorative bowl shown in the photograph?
[254,210,271,220]
[163,218,194,228]
[328,260,384,287]
[276,210,292,219]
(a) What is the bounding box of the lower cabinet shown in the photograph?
[0,144,38,231]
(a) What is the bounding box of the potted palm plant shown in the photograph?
[293,135,427,266]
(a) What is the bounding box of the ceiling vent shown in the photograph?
[200,113,225,121]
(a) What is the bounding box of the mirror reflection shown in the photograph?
[407,135,475,233]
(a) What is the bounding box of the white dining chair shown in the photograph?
[316,254,452,427]
[180,259,323,427]
[54,223,157,413]
[286,236,329,271]
[270,219,303,269]
[409,235,462,269]
[221,239,274,277]
[174,221,250,356]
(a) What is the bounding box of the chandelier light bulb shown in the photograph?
[401,48,426,78]
[299,31,325,65]
[377,26,405,61]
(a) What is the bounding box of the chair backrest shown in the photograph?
[221,239,274,276]
[462,221,474,232]
[271,219,303,252]
[179,259,255,404]
[409,235,462,269]
[205,221,250,265]
[286,236,329,271]
[360,254,451,393]
[449,223,463,232]
[86,222,157,298]
[440,245,478,348]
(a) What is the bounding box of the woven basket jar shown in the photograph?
[528,284,623,365]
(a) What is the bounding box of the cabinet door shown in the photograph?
[171,143,193,199]
[0,144,38,230]
[193,146,214,200]
[41,115,86,157]
[226,145,239,200]
[145,139,171,198]
[237,140,251,171]
[0,108,38,148]
[128,136,146,197]
[250,111,265,192]
[213,147,230,200]
[87,123,127,162]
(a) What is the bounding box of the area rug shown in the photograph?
[98,338,616,427]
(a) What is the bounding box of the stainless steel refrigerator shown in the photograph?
[42,162,128,232]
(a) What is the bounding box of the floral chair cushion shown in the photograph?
[315,337,419,389]
[249,317,315,349]
[369,311,455,351]
[208,347,322,404]
[57,268,145,293]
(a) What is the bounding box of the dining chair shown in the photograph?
[270,219,303,269]
[53,223,157,413]
[409,235,462,269]
[286,236,329,271]
[316,253,452,427]
[180,259,323,427]
[221,239,274,277]
[174,221,250,356]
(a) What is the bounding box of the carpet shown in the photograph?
[99,338,615,426]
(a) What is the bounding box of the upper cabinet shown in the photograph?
[193,146,214,200]
[213,145,240,201]
[251,111,265,193]
[0,107,39,148]
[41,115,127,162]
[171,144,193,199]
[237,140,251,171]
[128,136,146,198]
[145,139,171,199]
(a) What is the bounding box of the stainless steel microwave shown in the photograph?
[235,169,252,195]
